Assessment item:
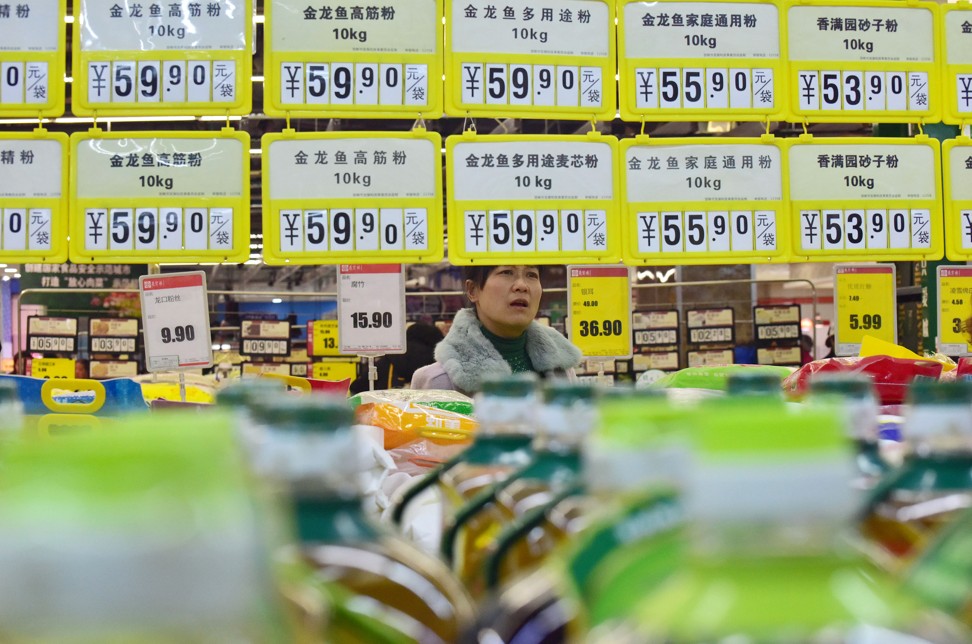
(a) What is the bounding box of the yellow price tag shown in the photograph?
[568,266,632,358]
[312,359,358,381]
[31,358,76,379]
[0,0,67,117]
[937,266,972,356]
[308,320,341,356]
[834,263,896,355]
[943,137,972,261]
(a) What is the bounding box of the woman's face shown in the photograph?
[466,266,542,338]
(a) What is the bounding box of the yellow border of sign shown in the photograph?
[935,265,972,356]
[943,135,972,261]
[261,129,444,265]
[444,0,617,120]
[68,128,251,264]
[617,0,786,123]
[941,4,972,126]
[783,0,942,124]
[445,131,622,265]
[0,0,67,117]
[70,0,253,116]
[264,0,443,118]
[619,134,791,265]
[0,130,70,263]
[785,134,943,263]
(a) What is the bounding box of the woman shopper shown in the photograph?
[411,265,582,395]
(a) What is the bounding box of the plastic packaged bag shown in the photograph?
[353,398,477,449]
[348,388,474,416]
[783,355,943,404]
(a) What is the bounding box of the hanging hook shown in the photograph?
[462,114,477,134]
[640,115,647,137]
[801,118,808,136]
[286,113,291,131]
[412,114,427,131]
[916,120,924,136]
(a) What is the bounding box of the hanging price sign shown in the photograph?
[139,271,213,372]
[445,0,615,120]
[448,133,620,264]
[618,0,783,122]
[72,0,252,116]
[937,266,972,357]
[833,263,896,356]
[338,264,406,354]
[27,316,78,353]
[787,136,943,262]
[0,0,65,117]
[262,131,443,264]
[621,137,788,265]
[240,319,292,357]
[785,0,940,123]
[0,131,69,263]
[567,265,632,358]
[89,318,139,354]
[308,320,341,356]
[942,6,972,124]
[687,348,734,366]
[69,130,249,264]
[943,138,972,261]
[29,358,76,379]
[266,0,442,118]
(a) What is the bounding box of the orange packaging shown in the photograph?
[354,402,478,449]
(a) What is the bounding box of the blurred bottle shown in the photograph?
[807,373,885,484]
[258,395,475,643]
[859,379,972,573]
[0,379,24,441]
[215,377,288,468]
[601,379,969,643]
[906,505,972,628]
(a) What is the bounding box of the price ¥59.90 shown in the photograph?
[160,324,196,343]
[848,313,882,330]
[578,319,623,337]
[351,311,393,329]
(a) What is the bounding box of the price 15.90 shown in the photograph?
[848,313,881,330]
[578,319,623,337]
[351,311,393,329]
[160,324,196,343]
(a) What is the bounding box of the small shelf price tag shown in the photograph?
[622,137,788,265]
[937,266,972,356]
[567,265,632,359]
[833,263,896,356]
[240,319,292,358]
[337,264,406,354]
[785,0,941,123]
[787,136,943,262]
[445,0,616,120]
[266,0,442,118]
[943,138,972,261]
[312,358,359,381]
[618,0,784,122]
[688,348,734,367]
[30,358,76,379]
[0,0,66,117]
[69,130,250,264]
[753,304,800,345]
[89,317,140,354]
[686,307,735,345]
[308,320,341,357]
[262,131,443,264]
[72,0,252,116]
[447,133,620,264]
[139,271,213,372]
[942,5,972,124]
[27,316,78,353]
[0,131,69,263]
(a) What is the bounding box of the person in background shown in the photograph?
[348,322,444,394]
[411,265,582,395]
[800,334,815,365]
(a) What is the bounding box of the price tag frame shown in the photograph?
[27,316,78,354]
[307,319,342,357]
[567,265,633,359]
[783,0,942,124]
[752,303,801,347]
[239,318,293,358]
[0,0,67,117]
[139,271,214,372]
[71,0,253,116]
[262,130,444,265]
[936,265,972,357]
[686,307,735,346]
[833,262,897,356]
[311,357,360,381]
[687,348,735,367]
[621,135,790,265]
[69,129,251,264]
[943,137,972,261]
[786,135,944,263]
[242,362,292,377]
[0,131,70,263]
[337,264,407,355]
[941,5,972,125]
[88,317,140,355]
[618,0,786,123]
[634,327,680,348]
[29,357,76,379]
[444,0,617,120]
[447,132,621,265]
[290,362,309,377]
[633,350,681,372]
[265,0,443,118]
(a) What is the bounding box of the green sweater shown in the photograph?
[480,325,535,374]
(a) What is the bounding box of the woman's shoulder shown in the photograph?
[410,362,456,392]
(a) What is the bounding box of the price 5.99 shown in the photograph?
[161,324,196,343]
[578,319,623,337]
[848,313,881,330]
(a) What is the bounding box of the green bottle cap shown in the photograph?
[215,378,284,409]
[0,380,19,403]
[725,370,783,396]
[480,372,539,398]
[257,395,353,431]
[808,373,875,399]
[907,379,972,406]
[544,382,597,405]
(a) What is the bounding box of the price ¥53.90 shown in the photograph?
[160,324,196,343]
[578,319,623,337]
[848,313,882,330]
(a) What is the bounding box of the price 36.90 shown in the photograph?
[578,319,623,337]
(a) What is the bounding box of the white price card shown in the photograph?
[337,264,406,354]
[139,271,213,372]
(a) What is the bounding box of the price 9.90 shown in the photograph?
[351,311,393,329]
[848,314,881,330]
[578,319,623,337]
[161,324,196,343]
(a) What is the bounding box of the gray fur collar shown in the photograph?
[435,308,582,393]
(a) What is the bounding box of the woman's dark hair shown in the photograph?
[462,265,499,291]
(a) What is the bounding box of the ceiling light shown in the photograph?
[272,298,282,304]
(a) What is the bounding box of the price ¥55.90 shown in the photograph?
[161,324,196,343]
[848,313,882,330]
[578,319,623,337]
